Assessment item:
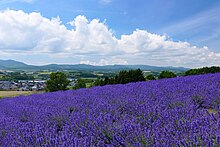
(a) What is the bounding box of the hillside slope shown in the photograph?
[0,59,29,68]
[0,73,219,146]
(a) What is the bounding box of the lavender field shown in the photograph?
[0,74,220,146]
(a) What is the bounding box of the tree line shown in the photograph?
[93,69,146,86]
[46,69,178,92]
[0,72,34,81]
[46,66,220,92]
[184,66,220,76]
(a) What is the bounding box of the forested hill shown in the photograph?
[0,59,188,72]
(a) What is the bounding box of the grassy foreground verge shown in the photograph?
[0,91,42,99]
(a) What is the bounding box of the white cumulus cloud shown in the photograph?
[0,9,219,68]
[99,0,112,5]
[80,57,128,66]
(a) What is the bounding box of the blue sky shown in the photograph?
[0,0,219,67]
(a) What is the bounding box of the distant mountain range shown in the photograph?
[0,59,189,72]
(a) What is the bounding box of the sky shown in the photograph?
[0,0,220,68]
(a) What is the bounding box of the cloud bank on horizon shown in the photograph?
[0,9,219,68]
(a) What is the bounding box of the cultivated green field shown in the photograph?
[0,91,36,99]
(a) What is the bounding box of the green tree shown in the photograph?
[72,78,86,90]
[146,74,156,80]
[118,70,128,84]
[90,69,146,87]
[118,69,145,84]
[158,71,177,79]
[132,69,146,82]
[92,78,101,86]
[104,77,110,85]
[109,77,115,84]
[185,66,220,76]
[46,72,70,92]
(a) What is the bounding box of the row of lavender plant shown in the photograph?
[0,73,220,146]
